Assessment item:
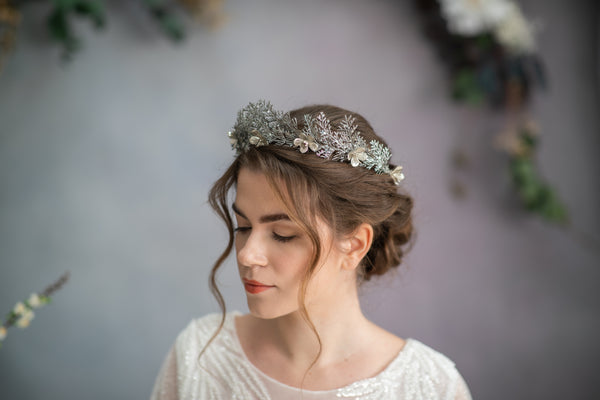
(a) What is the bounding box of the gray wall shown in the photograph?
[1,1,598,399]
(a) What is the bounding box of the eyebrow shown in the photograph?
[232,203,291,224]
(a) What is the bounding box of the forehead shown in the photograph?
[234,167,287,215]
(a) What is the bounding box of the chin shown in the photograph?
[246,299,295,320]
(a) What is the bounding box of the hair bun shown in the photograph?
[363,196,413,280]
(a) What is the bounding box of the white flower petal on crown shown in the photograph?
[227,131,238,146]
[248,129,267,147]
[390,165,405,185]
[293,137,309,153]
[348,148,367,167]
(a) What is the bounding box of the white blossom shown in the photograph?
[13,302,27,316]
[493,3,536,53]
[28,293,43,308]
[348,148,367,167]
[249,130,267,146]
[390,166,405,185]
[293,133,319,153]
[227,131,238,147]
[439,0,513,36]
[16,310,35,328]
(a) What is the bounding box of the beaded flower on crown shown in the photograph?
[227,100,405,185]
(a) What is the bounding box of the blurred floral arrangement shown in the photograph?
[414,0,567,223]
[0,272,69,348]
[0,0,225,71]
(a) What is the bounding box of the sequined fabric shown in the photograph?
[150,312,472,400]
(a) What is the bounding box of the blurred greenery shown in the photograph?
[17,0,187,60]
[47,0,106,59]
[509,130,567,224]
[452,69,485,105]
[144,0,186,42]
[414,0,564,224]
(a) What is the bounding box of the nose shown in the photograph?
[237,231,268,268]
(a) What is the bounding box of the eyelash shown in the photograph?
[272,232,296,243]
[234,227,296,243]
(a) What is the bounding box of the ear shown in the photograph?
[338,223,373,271]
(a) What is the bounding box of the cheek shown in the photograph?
[265,245,309,278]
[282,248,314,282]
[234,236,243,253]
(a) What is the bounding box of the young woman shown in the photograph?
[151,101,472,399]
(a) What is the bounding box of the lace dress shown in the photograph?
[151,312,472,400]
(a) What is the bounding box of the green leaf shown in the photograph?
[73,1,107,29]
[144,0,165,7]
[51,0,76,11]
[539,189,568,223]
[509,156,568,223]
[510,158,535,184]
[48,9,70,41]
[47,7,80,58]
[474,33,494,50]
[519,182,541,208]
[160,14,185,42]
[144,0,187,42]
[452,70,485,105]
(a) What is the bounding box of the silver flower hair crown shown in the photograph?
[227,100,405,185]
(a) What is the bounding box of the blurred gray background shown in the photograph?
[1,0,599,399]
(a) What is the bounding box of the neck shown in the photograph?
[249,287,371,368]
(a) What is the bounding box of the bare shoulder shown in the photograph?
[363,322,406,372]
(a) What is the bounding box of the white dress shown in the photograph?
[151,312,472,400]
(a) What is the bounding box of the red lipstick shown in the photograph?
[243,279,274,294]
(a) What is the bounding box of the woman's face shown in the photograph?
[233,167,346,319]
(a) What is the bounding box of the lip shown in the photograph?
[242,279,274,294]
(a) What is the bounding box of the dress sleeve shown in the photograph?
[452,371,473,400]
[150,346,179,400]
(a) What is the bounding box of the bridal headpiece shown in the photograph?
[227,100,405,185]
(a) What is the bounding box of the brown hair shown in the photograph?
[202,104,413,376]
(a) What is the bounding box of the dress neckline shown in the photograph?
[228,311,413,394]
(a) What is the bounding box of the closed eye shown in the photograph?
[272,232,296,243]
[234,226,296,243]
